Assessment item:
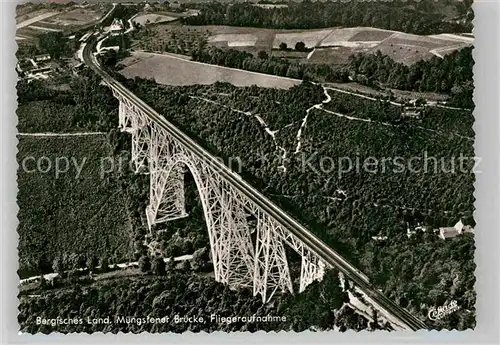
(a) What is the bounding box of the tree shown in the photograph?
[38,276,48,290]
[139,255,151,273]
[279,42,288,51]
[190,248,208,272]
[100,256,110,273]
[38,31,69,59]
[37,253,52,274]
[180,260,191,273]
[295,41,306,52]
[52,256,65,275]
[257,50,269,60]
[152,257,166,276]
[86,255,99,270]
[166,257,175,272]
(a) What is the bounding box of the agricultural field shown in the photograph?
[17,135,134,278]
[15,3,105,40]
[209,33,259,47]
[272,29,333,49]
[309,27,471,65]
[132,13,178,26]
[138,24,472,65]
[160,25,472,65]
[41,6,104,28]
[119,51,300,89]
[16,11,59,28]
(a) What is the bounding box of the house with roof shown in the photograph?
[34,54,51,62]
[438,220,474,240]
[109,19,124,35]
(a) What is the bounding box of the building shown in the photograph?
[34,54,51,62]
[400,106,424,119]
[438,220,474,240]
[109,19,123,33]
[371,235,388,241]
[438,227,460,240]
[100,46,120,53]
[406,222,428,238]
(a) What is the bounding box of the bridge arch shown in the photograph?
[148,152,256,288]
[115,95,323,303]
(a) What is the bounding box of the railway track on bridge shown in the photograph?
[82,37,429,331]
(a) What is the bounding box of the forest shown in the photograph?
[19,267,390,333]
[16,31,78,60]
[321,88,475,137]
[17,17,476,328]
[182,0,473,35]
[346,48,475,109]
[17,71,119,133]
[16,70,147,278]
[115,76,476,330]
[190,45,474,109]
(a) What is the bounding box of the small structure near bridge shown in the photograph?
[400,106,425,120]
[437,220,474,240]
[109,18,124,35]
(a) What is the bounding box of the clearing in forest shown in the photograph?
[119,51,301,89]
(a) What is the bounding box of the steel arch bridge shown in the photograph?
[81,36,428,330]
[116,93,326,303]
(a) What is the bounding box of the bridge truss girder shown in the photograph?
[114,96,327,302]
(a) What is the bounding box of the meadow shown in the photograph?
[15,3,106,40]
[133,22,471,66]
[119,51,300,89]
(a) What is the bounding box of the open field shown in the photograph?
[17,135,134,277]
[348,29,394,42]
[198,25,472,65]
[365,32,461,64]
[42,7,103,27]
[311,27,471,65]
[272,29,333,49]
[305,47,359,64]
[27,25,62,33]
[16,11,59,29]
[16,4,104,39]
[132,13,178,26]
[136,23,471,65]
[119,51,300,89]
[202,25,276,49]
[209,33,259,47]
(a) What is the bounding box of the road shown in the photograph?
[17,132,106,137]
[83,38,429,331]
[16,11,58,29]
[20,254,194,285]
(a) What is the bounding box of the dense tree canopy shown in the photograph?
[182,0,473,35]
[19,268,381,333]
[114,77,475,329]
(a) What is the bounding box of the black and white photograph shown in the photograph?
[15,0,478,334]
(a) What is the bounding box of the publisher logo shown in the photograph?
[428,300,461,321]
